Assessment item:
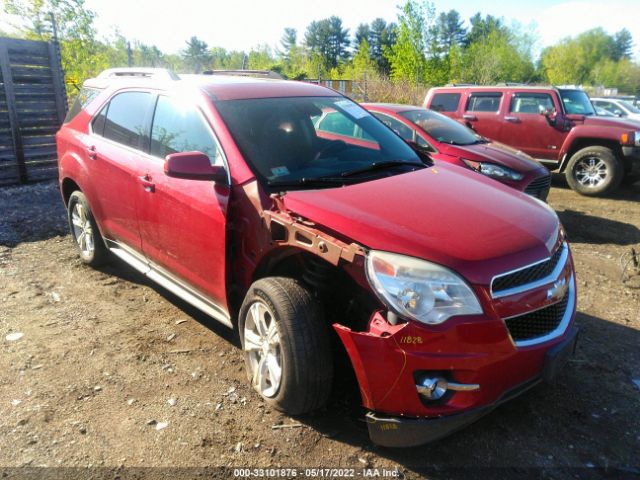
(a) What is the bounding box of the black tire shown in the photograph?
[565,146,623,196]
[67,191,109,267]
[238,277,333,415]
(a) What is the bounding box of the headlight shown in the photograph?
[366,251,483,325]
[461,159,524,181]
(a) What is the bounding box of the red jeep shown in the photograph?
[57,68,577,447]
[425,85,640,196]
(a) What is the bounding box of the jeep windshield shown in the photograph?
[214,96,424,189]
[399,108,484,146]
[559,89,596,116]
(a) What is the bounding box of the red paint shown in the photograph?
[363,103,550,195]
[424,86,640,169]
[58,74,577,434]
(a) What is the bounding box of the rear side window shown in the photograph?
[317,112,355,136]
[466,93,502,112]
[430,93,460,112]
[372,112,414,143]
[64,87,101,124]
[150,96,223,165]
[510,94,554,114]
[102,92,152,149]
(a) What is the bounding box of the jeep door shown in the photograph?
[461,91,504,140]
[87,91,154,250]
[135,93,230,310]
[499,92,567,160]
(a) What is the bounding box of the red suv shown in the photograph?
[57,68,578,447]
[361,103,551,200]
[425,85,640,196]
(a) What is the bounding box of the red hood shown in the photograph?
[440,141,543,172]
[281,164,560,285]
[580,115,640,129]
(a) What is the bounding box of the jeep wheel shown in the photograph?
[565,146,623,196]
[239,277,333,415]
[67,191,108,266]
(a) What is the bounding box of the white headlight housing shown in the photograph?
[366,251,483,325]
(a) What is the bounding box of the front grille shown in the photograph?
[492,245,564,295]
[524,174,552,200]
[505,292,570,342]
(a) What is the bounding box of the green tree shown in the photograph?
[304,16,350,71]
[465,13,506,45]
[612,28,633,60]
[432,10,466,53]
[182,36,211,73]
[385,0,431,83]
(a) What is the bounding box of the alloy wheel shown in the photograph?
[243,300,282,398]
[71,202,94,256]
[574,156,607,188]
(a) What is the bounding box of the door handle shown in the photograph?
[463,114,477,121]
[87,145,97,160]
[504,116,519,123]
[139,174,155,193]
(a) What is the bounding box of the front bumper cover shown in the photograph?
[366,326,579,448]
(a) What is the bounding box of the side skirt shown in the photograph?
[105,239,233,328]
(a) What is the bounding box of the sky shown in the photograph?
[2,0,640,57]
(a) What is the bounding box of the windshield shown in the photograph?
[619,100,640,114]
[214,96,422,188]
[559,90,596,116]
[399,109,482,146]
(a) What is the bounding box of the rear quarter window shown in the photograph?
[430,93,460,112]
[64,87,101,124]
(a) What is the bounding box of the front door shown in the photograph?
[136,94,230,310]
[499,92,567,160]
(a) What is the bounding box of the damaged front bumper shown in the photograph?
[335,312,578,448]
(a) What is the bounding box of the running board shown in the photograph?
[106,240,233,328]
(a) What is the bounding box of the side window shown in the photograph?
[430,93,461,112]
[91,104,108,136]
[596,101,620,115]
[317,112,356,137]
[150,96,223,165]
[510,94,554,114]
[373,113,414,143]
[466,93,502,113]
[102,92,152,149]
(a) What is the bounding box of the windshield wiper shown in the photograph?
[340,160,424,178]
[267,176,349,188]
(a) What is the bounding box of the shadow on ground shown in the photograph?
[557,209,640,245]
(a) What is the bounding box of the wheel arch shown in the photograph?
[560,138,622,172]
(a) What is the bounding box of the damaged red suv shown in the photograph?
[57,68,578,447]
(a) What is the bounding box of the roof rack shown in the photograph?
[201,69,285,80]
[496,82,528,87]
[96,68,180,81]
[444,83,477,87]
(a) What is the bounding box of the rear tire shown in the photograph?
[565,146,623,196]
[67,191,108,267]
[239,277,333,415]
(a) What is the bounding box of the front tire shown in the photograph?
[67,191,108,267]
[239,277,333,415]
[565,146,623,196]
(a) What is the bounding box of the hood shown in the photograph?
[440,141,543,172]
[581,115,640,129]
[281,164,560,285]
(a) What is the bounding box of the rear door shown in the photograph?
[135,93,230,310]
[87,90,154,250]
[501,91,566,159]
[462,91,504,140]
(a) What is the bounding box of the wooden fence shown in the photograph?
[0,37,67,186]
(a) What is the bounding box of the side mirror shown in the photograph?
[405,139,433,163]
[613,109,624,117]
[539,106,558,126]
[164,151,228,183]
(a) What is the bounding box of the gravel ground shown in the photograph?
[0,177,639,480]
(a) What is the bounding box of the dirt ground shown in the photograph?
[1,176,639,480]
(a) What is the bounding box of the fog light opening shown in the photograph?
[417,376,448,400]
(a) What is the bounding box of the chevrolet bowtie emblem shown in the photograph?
[547,277,568,302]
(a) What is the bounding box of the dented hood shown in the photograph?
[281,164,560,285]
